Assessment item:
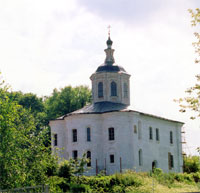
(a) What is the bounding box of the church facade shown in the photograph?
[50,36,183,175]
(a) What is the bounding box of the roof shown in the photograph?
[95,63,126,73]
[54,102,184,124]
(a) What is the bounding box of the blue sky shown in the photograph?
[0,0,199,155]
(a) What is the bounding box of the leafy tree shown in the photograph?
[176,9,200,153]
[45,85,91,121]
[183,155,200,173]
[7,91,48,128]
[0,76,57,189]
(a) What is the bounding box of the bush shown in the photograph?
[47,176,65,193]
[183,156,200,173]
[112,185,123,193]
[151,168,175,187]
[78,176,111,192]
[70,183,92,193]
[192,172,200,183]
[58,160,73,182]
[110,173,143,188]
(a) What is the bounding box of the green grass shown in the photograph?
[47,169,200,192]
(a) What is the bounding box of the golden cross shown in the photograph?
[108,25,111,37]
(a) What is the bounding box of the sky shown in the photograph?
[0,0,199,155]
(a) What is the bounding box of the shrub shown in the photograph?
[151,168,175,187]
[70,183,92,193]
[78,176,111,192]
[192,172,200,182]
[110,173,143,188]
[47,176,65,193]
[58,160,73,182]
[183,156,200,173]
[112,185,123,193]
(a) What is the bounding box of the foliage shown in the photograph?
[183,155,200,173]
[176,9,200,121]
[44,85,91,121]
[70,183,92,193]
[150,168,175,188]
[0,76,57,189]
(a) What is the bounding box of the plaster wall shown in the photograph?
[50,111,183,175]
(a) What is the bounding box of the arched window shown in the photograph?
[87,151,91,167]
[156,128,159,141]
[149,127,153,140]
[134,125,137,134]
[72,150,78,160]
[111,81,117,96]
[168,152,174,169]
[108,127,115,141]
[87,127,91,142]
[98,82,103,98]
[170,131,173,144]
[72,129,77,142]
[124,83,128,98]
[139,149,143,166]
[138,121,142,139]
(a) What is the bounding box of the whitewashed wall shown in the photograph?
[50,111,183,175]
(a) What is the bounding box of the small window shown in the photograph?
[87,127,91,142]
[168,152,174,169]
[149,127,153,140]
[98,82,103,98]
[87,151,91,167]
[170,131,173,144]
[108,127,115,141]
[134,125,137,134]
[139,149,142,166]
[73,150,78,160]
[53,134,58,146]
[110,154,114,163]
[111,81,117,96]
[72,129,77,142]
[138,121,142,139]
[124,83,128,98]
[156,128,159,141]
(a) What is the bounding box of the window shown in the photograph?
[72,129,77,142]
[111,81,117,96]
[87,151,91,167]
[149,127,153,140]
[108,127,115,141]
[134,125,137,134]
[87,127,91,142]
[168,152,174,169]
[110,154,114,163]
[138,121,142,139]
[170,131,173,144]
[98,82,103,98]
[156,128,159,141]
[139,149,143,166]
[124,83,128,98]
[53,134,58,146]
[72,150,78,160]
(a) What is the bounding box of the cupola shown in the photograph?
[90,36,131,106]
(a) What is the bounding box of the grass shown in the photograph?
[48,169,200,192]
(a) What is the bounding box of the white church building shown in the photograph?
[50,36,184,175]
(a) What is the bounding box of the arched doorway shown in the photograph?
[152,160,157,171]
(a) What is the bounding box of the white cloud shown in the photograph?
[0,0,199,154]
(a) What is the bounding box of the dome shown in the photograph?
[96,63,126,73]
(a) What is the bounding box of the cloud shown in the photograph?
[0,0,199,154]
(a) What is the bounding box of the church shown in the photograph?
[50,35,183,175]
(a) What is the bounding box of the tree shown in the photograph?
[45,85,91,121]
[0,76,56,189]
[183,155,200,173]
[176,9,200,154]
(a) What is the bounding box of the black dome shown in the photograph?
[96,63,126,73]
